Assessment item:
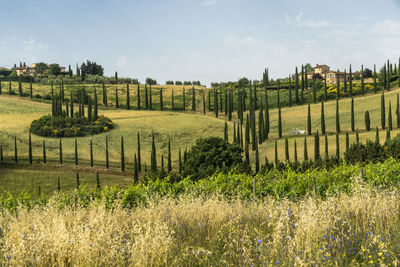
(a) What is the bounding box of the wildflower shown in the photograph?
[258,239,262,243]
[90,244,92,247]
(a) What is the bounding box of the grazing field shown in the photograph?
[1,186,400,266]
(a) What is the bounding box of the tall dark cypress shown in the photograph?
[387,60,391,91]
[151,132,157,172]
[208,90,211,112]
[121,136,125,172]
[294,140,298,163]
[149,84,152,110]
[365,110,371,131]
[28,131,32,165]
[264,90,269,139]
[336,69,340,100]
[103,83,107,106]
[343,69,347,93]
[351,97,355,132]
[335,132,340,158]
[345,132,349,152]
[94,88,98,120]
[214,88,218,118]
[202,90,206,114]
[278,106,282,138]
[76,172,80,189]
[224,88,227,115]
[255,144,260,173]
[59,139,63,165]
[42,140,46,164]
[168,140,172,172]
[301,65,305,104]
[375,127,380,144]
[307,104,312,135]
[295,67,299,104]
[356,129,360,144]
[324,135,329,159]
[126,84,130,110]
[192,86,196,111]
[133,154,139,183]
[137,84,141,110]
[314,131,320,161]
[87,96,92,122]
[254,82,257,110]
[178,148,182,174]
[387,129,391,142]
[74,138,78,165]
[18,77,22,97]
[137,132,141,172]
[321,101,326,135]
[285,138,289,162]
[349,64,353,96]
[303,137,308,161]
[289,76,292,107]
[145,84,149,109]
[389,101,393,131]
[160,89,163,111]
[245,114,250,146]
[361,65,365,95]
[381,92,386,129]
[105,136,109,169]
[274,140,278,166]
[336,99,340,133]
[90,140,93,167]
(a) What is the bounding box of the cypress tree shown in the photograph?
[96,172,100,190]
[255,141,260,173]
[134,154,139,183]
[295,67,299,104]
[381,92,386,129]
[88,96,92,122]
[387,60,391,91]
[351,97,355,132]
[18,77,22,97]
[168,140,172,172]
[145,84,148,109]
[160,89,163,111]
[374,64,377,93]
[245,114,250,146]
[240,121,244,148]
[289,76,292,107]
[105,136,109,169]
[345,132,349,152]
[224,122,228,141]
[336,69,340,100]
[192,86,196,111]
[42,140,46,164]
[90,140,93,167]
[228,90,232,121]
[137,84,141,110]
[383,64,387,90]
[278,106,282,138]
[325,135,329,159]
[245,133,250,166]
[254,82,257,110]
[264,90,270,139]
[74,138,78,165]
[321,101,326,135]
[59,139,62,165]
[375,127,380,144]
[389,101,393,131]
[137,132,141,172]
[233,121,237,144]
[57,177,61,192]
[115,87,119,108]
[151,132,157,172]
[224,88,228,115]
[94,88,98,120]
[365,110,371,131]
[307,104,312,135]
[179,148,182,174]
[324,74,328,100]
[102,83,107,106]
[285,138,289,162]
[335,132,340,158]
[208,90,211,112]
[397,94,400,128]
[126,84,130,110]
[305,67,308,90]
[70,91,74,117]
[294,140,298,163]
[312,76,316,104]
[274,140,278,166]
[356,129,360,144]
[361,65,365,95]
[214,88,218,117]
[76,172,80,189]
[149,84,152,110]
[121,136,125,172]
[336,99,340,133]
[387,129,391,142]
[314,131,320,161]
[304,137,308,161]
[349,64,353,96]
[28,131,32,165]
[343,69,347,93]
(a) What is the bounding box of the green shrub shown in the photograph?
[385,134,400,160]
[344,140,387,164]
[30,115,114,137]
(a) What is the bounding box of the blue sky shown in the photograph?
[1,0,400,85]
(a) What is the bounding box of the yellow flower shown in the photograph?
[104,126,108,131]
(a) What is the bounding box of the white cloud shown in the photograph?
[202,0,216,6]
[285,11,331,28]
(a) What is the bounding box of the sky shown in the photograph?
[1,0,400,86]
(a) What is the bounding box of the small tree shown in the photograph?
[351,98,355,132]
[365,110,371,131]
[381,92,386,129]
[121,136,125,172]
[321,101,326,135]
[307,104,312,135]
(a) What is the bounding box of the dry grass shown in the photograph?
[1,184,400,266]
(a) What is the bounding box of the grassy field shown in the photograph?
[1,186,400,266]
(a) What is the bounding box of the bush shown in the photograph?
[385,135,400,160]
[30,115,114,137]
[344,140,387,165]
[183,137,244,180]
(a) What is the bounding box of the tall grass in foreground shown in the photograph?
[1,184,400,266]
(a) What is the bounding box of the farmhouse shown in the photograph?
[12,63,66,76]
[302,64,361,85]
